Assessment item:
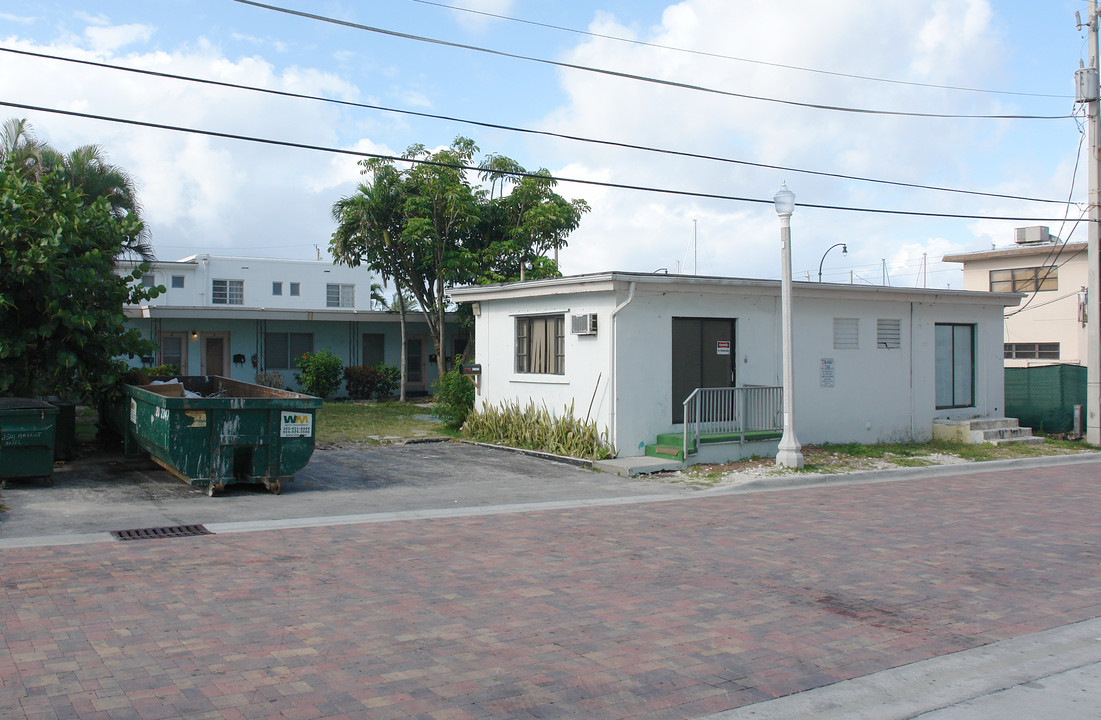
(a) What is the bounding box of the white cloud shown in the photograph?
[531,0,1064,287]
[83,23,154,52]
[0,12,38,24]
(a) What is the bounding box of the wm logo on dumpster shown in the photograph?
[280,411,313,438]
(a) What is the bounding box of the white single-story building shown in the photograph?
[451,272,1022,462]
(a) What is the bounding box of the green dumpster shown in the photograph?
[122,376,322,496]
[0,398,58,489]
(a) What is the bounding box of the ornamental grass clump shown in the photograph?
[462,399,615,460]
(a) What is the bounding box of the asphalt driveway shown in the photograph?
[0,441,696,540]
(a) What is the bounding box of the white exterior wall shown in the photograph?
[458,274,1016,459]
[120,255,377,311]
[947,244,1087,367]
[472,289,617,435]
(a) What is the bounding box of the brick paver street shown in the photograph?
[2,460,1100,719]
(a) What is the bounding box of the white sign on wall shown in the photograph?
[820,358,835,388]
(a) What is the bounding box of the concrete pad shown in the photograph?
[706,617,1101,720]
[594,455,683,476]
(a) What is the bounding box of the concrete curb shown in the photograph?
[707,451,1101,496]
[705,616,1101,720]
[454,439,596,469]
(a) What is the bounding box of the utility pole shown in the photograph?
[1078,2,1101,444]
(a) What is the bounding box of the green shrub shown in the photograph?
[344,363,400,401]
[143,363,179,377]
[294,348,343,398]
[462,399,615,460]
[432,362,475,428]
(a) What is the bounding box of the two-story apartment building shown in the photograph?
[943,226,1086,368]
[118,254,465,395]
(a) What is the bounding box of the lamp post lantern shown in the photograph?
[774,183,804,468]
[817,243,848,282]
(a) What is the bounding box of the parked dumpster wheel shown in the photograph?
[205,483,222,497]
[266,479,282,495]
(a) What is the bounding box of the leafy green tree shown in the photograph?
[331,136,588,380]
[474,159,589,284]
[2,118,154,262]
[0,159,158,401]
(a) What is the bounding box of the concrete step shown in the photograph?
[970,426,1034,443]
[989,436,1045,446]
[967,418,1020,431]
[934,417,1041,445]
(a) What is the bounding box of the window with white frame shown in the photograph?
[1004,343,1059,360]
[171,275,185,289]
[140,273,155,288]
[290,282,300,297]
[212,279,244,305]
[516,315,565,375]
[326,283,354,308]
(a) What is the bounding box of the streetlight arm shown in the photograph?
[817,243,848,283]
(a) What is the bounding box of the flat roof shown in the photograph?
[942,241,1088,264]
[450,271,1023,307]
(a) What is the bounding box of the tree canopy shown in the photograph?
[331,136,589,380]
[0,151,157,401]
[1,118,154,263]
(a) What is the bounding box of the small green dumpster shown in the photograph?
[122,376,322,495]
[0,398,58,488]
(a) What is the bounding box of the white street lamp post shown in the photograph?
[774,183,804,468]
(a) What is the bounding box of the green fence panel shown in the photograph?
[1005,364,1086,434]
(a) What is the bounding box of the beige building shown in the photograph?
[943,226,1087,368]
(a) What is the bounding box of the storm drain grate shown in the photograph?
[111,525,213,541]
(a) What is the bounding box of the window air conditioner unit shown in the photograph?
[571,313,598,335]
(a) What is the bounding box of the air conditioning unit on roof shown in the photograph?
[571,313,598,335]
[1014,226,1050,245]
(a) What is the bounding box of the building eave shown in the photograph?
[124,306,456,322]
[942,242,1088,264]
[450,271,1023,308]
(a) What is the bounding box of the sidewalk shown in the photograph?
[2,455,1100,719]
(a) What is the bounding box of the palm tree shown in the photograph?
[332,185,411,402]
[57,144,154,262]
[0,117,49,180]
[2,118,154,262]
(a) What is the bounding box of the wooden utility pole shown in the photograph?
[1080,2,1101,444]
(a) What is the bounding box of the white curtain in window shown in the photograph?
[530,317,548,373]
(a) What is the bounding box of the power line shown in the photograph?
[232,0,1073,121]
[408,0,1070,100]
[0,99,1079,223]
[1,46,1071,206]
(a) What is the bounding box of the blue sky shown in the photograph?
[0,0,1089,289]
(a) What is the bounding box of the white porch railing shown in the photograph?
[682,386,783,458]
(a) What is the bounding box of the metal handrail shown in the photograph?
[683,386,783,458]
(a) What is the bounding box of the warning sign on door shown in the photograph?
[716,341,731,355]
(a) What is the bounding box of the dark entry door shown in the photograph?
[671,318,735,423]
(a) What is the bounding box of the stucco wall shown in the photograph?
[464,276,1011,458]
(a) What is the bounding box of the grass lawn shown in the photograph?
[315,401,455,445]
